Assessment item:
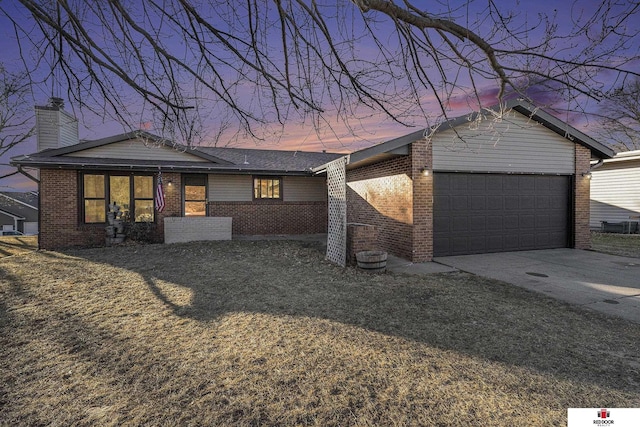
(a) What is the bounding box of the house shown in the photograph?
[11,99,614,259]
[315,99,615,263]
[590,149,640,232]
[10,99,341,249]
[0,191,39,235]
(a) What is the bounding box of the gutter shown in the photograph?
[17,166,40,183]
[12,160,316,177]
[590,159,604,171]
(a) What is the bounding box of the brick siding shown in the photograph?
[346,223,379,265]
[39,169,182,249]
[574,145,592,249]
[208,201,328,235]
[39,169,102,249]
[40,169,324,248]
[345,139,433,262]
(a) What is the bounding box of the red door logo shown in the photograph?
[598,408,610,418]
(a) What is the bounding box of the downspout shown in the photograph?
[17,166,40,183]
[590,159,604,171]
[17,166,41,249]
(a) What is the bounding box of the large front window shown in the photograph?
[81,173,155,223]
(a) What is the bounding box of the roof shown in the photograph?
[197,147,343,172]
[314,100,615,172]
[11,131,343,175]
[0,192,39,222]
[35,131,233,164]
[604,149,640,163]
[0,191,38,209]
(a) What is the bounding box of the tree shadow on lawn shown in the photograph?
[0,236,38,258]
[0,267,217,425]
[58,239,640,398]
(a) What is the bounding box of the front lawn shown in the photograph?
[1,240,638,426]
[0,235,37,258]
[591,231,640,258]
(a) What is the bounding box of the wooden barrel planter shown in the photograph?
[356,250,388,273]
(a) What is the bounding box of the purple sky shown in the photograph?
[1,0,637,191]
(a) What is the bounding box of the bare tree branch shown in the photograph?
[594,77,640,151]
[0,65,35,156]
[1,0,638,148]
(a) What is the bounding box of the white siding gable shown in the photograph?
[68,138,207,162]
[432,110,575,174]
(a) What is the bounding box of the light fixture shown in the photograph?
[167,179,173,186]
[421,167,430,176]
[581,171,592,179]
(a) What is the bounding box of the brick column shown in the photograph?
[574,145,591,249]
[346,223,379,265]
[155,172,182,242]
[411,139,433,262]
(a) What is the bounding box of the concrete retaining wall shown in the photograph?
[164,217,232,244]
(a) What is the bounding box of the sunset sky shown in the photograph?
[1,0,638,191]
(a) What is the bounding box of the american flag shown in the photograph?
[155,172,165,212]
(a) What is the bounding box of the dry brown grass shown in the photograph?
[1,240,639,426]
[0,236,37,258]
[591,232,640,258]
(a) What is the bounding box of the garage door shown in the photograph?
[434,173,570,256]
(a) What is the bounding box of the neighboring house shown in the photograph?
[0,191,39,235]
[10,100,341,249]
[590,149,640,230]
[316,99,614,262]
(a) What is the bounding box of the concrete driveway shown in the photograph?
[434,249,640,324]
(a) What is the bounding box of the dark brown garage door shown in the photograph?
[434,173,571,256]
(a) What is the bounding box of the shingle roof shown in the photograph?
[11,134,343,175]
[0,191,38,209]
[0,192,38,222]
[196,147,343,172]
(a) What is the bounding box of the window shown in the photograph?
[83,174,106,223]
[253,176,281,199]
[183,174,207,216]
[81,173,156,223]
[110,176,130,219]
[133,176,154,222]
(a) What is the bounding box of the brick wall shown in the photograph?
[39,169,182,250]
[346,154,415,260]
[346,223,379,265]
[574,145,592,249]
[208,201,328,235]
[345,140,434,262]
[39,169,103,249]
[39,169,324,248]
